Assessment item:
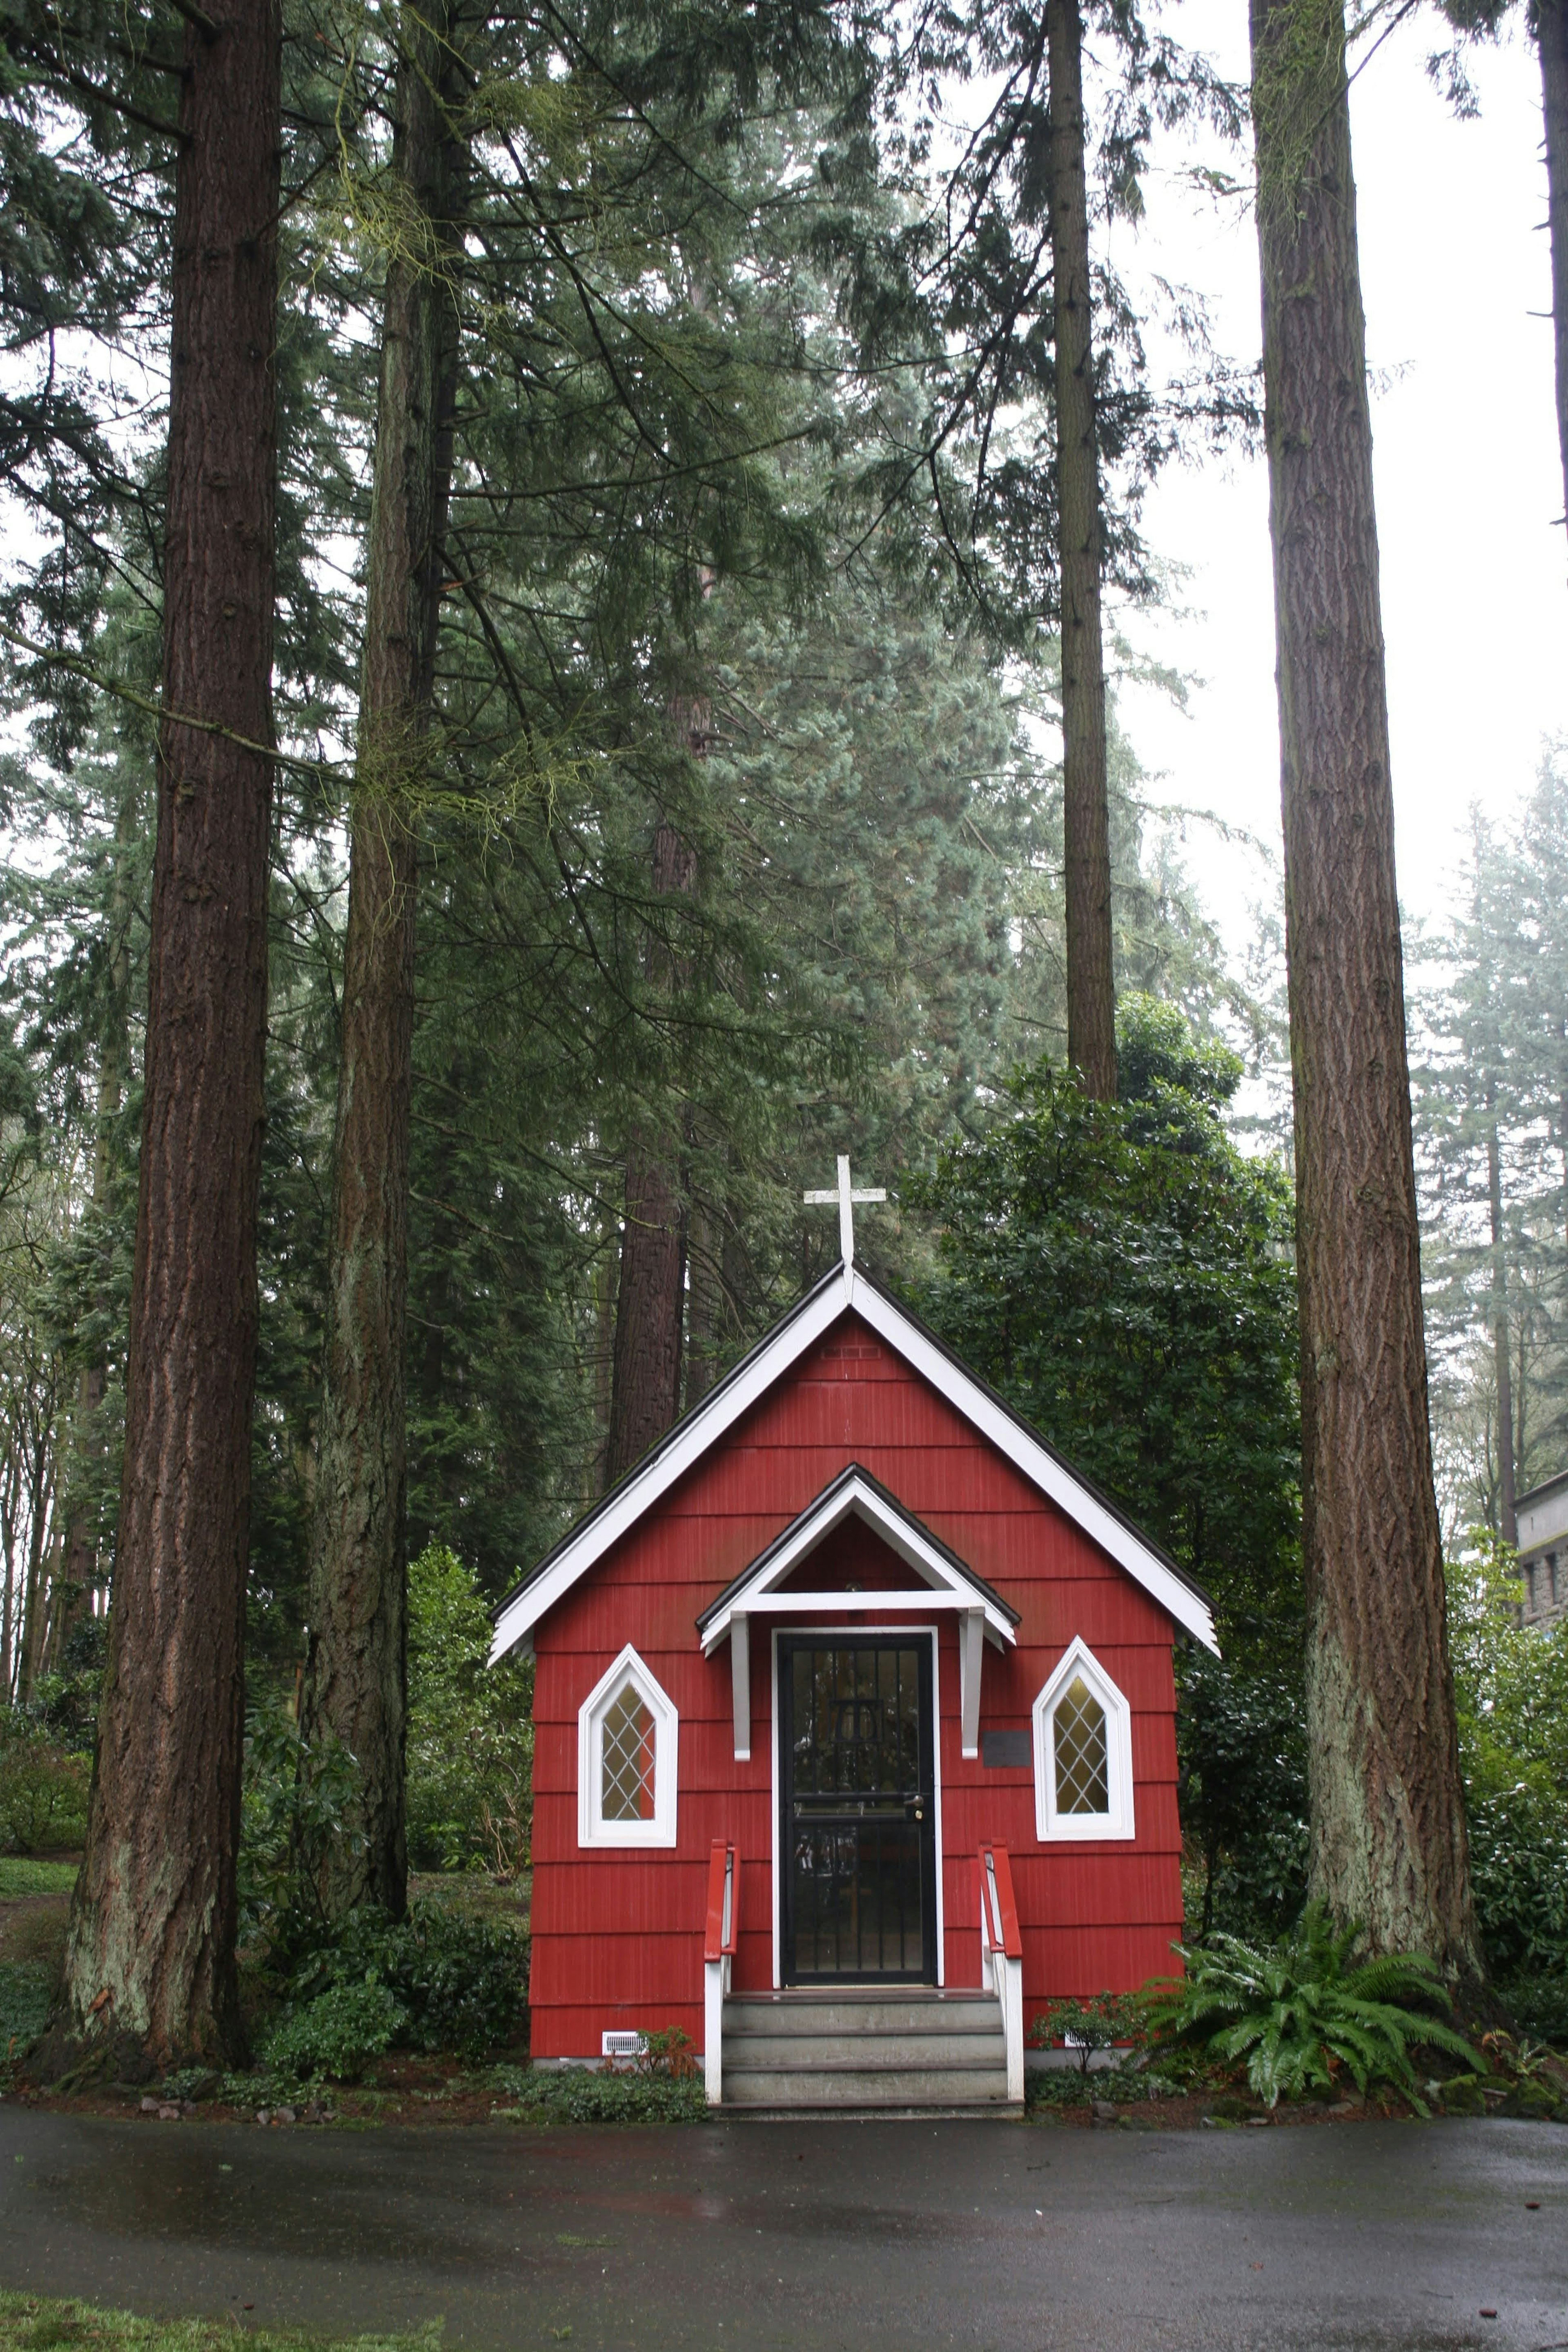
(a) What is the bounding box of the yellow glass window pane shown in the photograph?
[1054,1675,1109,1815]
[601,1684,657,1821]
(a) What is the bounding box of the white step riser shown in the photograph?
[724,2068,1012,2107]
[728,2033,1005,2069]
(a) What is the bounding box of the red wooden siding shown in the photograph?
[528,1315,1185,2058]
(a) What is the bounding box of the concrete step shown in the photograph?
[725,2103,1025,2123]
[724,2029,1005,2069]
[723,2064,1013,2108]
[724,1995,999,2038]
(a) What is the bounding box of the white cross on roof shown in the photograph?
[803,1155,887,1266]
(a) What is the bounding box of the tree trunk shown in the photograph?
[1540,0,1568,556]
[606,771,700,1486]
[684,1186,724,1408]
[0,1452,17,1699]
[299,1,457,1923]
[1486,1107,1517,1548]
[19,1449,53,1706]
[58,0,280,2068]
[1047,0,1116,1102]
[590,1242,617,1498]
[60,789,134,1628]
[1249,0,1478,1972]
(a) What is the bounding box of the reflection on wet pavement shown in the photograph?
[0,2107,1564,2351]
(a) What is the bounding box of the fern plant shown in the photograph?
[1147,1903,1481,2112]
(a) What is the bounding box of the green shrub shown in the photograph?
[263,1980,408,2083]
[1147,1902,1481,2111]
[1497,1971,1568,2049]
[290,1897,527,2060]
[0,1740,88,1855]
[1177,1654,1310,1942]
[1027,1993,1145,2076]
[490,2063,707,2125]
[406,1544,533,1878]
[1467,1787,1568,1977]
[238,1701,364,1947]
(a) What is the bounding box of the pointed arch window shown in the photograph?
[1032,1639,1135,1841]
[578,1646,679,1848]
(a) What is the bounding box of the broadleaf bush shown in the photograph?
[289,1897,528,2060]
[1466,1785,1568,1977]
[1146,1902,1481,2111]
[0,1736,88,1855]
[490,2062,707,2125]
[263,1978,408,2083]
[1027,1993,1145,2076]
[407,1544,533,1879]
[238,1699,364,1946]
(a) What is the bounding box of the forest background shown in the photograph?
[0,0,1565,2059]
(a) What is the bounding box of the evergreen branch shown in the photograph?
[0,620,338,784]
[16,49,188,144]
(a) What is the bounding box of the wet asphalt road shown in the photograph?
[0,2107,1565,2352]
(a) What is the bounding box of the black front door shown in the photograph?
[779,1635,938,1984]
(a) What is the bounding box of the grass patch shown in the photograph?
[0,1862,78,1900]
[0,1965,53,2063]
[490,2064,707,2125]
[0,2294,435,2352]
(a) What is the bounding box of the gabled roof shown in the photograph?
[694,1463,1022,1652]
[490,1260,1219,1661]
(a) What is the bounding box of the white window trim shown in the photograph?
[1032,1637,1135,1842]
[577,1644,679,1849]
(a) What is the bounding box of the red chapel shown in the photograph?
[491,1237,1217,2115]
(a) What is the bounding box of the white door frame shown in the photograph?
[769,1622,944,1989]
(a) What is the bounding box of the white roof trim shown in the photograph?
[491,1272,852,1663]
[845,1284,1217,1650]
[697,1469,1017,1653]
[491,1261,1218,1661]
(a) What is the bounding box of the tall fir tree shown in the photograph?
[1047,0,1117,1099]
[299,0,463,1927]
[58,0,283,2068]
[1250,0,1477,1972]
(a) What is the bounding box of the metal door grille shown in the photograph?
[780,1636,936,1984]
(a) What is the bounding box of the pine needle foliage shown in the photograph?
[1147,1903,1482,2111]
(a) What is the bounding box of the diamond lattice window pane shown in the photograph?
[601,1684,657,1821]
[1053,1675,1109,1815]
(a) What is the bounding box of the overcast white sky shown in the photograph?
[1104,1,1565,960]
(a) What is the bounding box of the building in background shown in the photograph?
[1516,1471,1568,1628]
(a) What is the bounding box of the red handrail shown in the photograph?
[704,1839,738,1962]
[980,1842,1022,1961]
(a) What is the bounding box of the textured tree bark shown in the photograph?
[1486,1109,1517,1548]
[1540,0,1568,556]
[299,3,457,1922]
[58,0,280,2068]
[19,1462,53,1706]
[684,1187,724,1408]
[588,1242,618,1498]
[1047,0,1116,1102]
[1250,0,1478,1972]
[606,762,700,1485]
